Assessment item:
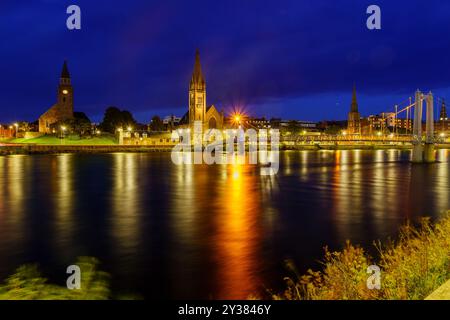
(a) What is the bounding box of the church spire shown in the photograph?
[191,49,205,85]
[61,60,70,79]
[440,99,448,120]
[350,84,358,113]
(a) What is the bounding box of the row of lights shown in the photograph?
[0,123,18,130]
[116,127,133,132]
[341,130,446,138]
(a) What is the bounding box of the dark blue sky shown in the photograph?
[1,0,450,123]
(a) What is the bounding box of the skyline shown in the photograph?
[2,1,450,123]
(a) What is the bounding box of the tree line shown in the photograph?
[47,106,167,137]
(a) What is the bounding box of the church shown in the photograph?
[180,50,224,130]
[347,84,361,134]
[39,61,74,133]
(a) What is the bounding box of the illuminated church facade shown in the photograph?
[181,50,224,130]
[39,61,74,133]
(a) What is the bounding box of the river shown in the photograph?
[0,149,448,299]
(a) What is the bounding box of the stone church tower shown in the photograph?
[347,84,361,134]
[187,50,224,130]
[39,61,74,133]
[189,50,206,125]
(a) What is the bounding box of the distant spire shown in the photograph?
[191,49,205,85]
[440,99,447,119]
[61,60,70,79]
[350,84,359,113]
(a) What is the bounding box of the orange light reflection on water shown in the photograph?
[213,162,262,299]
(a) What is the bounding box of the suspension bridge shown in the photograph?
[276,89,449,162]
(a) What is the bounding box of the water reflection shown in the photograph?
[0,156,28,258]
[51,154,75,256]
[213,163,262,299]
[0,150,448,299]
[111,153,140,257]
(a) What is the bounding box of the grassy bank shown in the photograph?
[5,134,117,145]
[271,212,450,300]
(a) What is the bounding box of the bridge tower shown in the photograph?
[412,90,435,163]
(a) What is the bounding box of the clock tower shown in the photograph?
[38,61,74,133]
[57,60,74,118]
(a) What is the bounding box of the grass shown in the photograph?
[5,134,117,145]
[270,212,450,300]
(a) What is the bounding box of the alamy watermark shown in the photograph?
[366,5,381,30]
[66,5,81,30]
[367,265,381,290]
[66,264,81,290]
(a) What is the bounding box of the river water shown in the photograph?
[0,149,448,299]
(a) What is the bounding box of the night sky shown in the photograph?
[1,0,450,123]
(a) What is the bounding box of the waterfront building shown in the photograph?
[269,118,317,130]
[243,117,270,129]
[363,114,412,134]
[38,61,74,133]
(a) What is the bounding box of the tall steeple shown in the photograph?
[39,61,74,133]
[60,60,71,85]
[191,49,205,86]
[57,60,73,114]
[189,50,206,126]
[350,84,358,113]
[440,99,448,120]
[61,60,70,79]
[347,84,361,134]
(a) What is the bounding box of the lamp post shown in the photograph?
[60,126,67,144]
[13,123,18,138]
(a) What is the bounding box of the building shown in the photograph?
[270,118,317,131]
[243,117,270,129]
[187,50,224,130]
[162,115,182,131]
[439,99,449,133]
[0,125,16,138]
[347,85,361,134]
[39,61,74,133]
[363,114,412,134]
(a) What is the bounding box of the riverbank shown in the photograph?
[2,144,450,155]
[0,144,174,155]
[271,212,450,300]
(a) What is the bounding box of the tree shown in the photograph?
[50,112,92,137]
[99,107,137,133]
[73,112,92,136]
[149,115,165,131]
[325,125,343,135]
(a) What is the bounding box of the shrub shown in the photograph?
[273,212,450,300]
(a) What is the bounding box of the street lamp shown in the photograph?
[60,126,67,142]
